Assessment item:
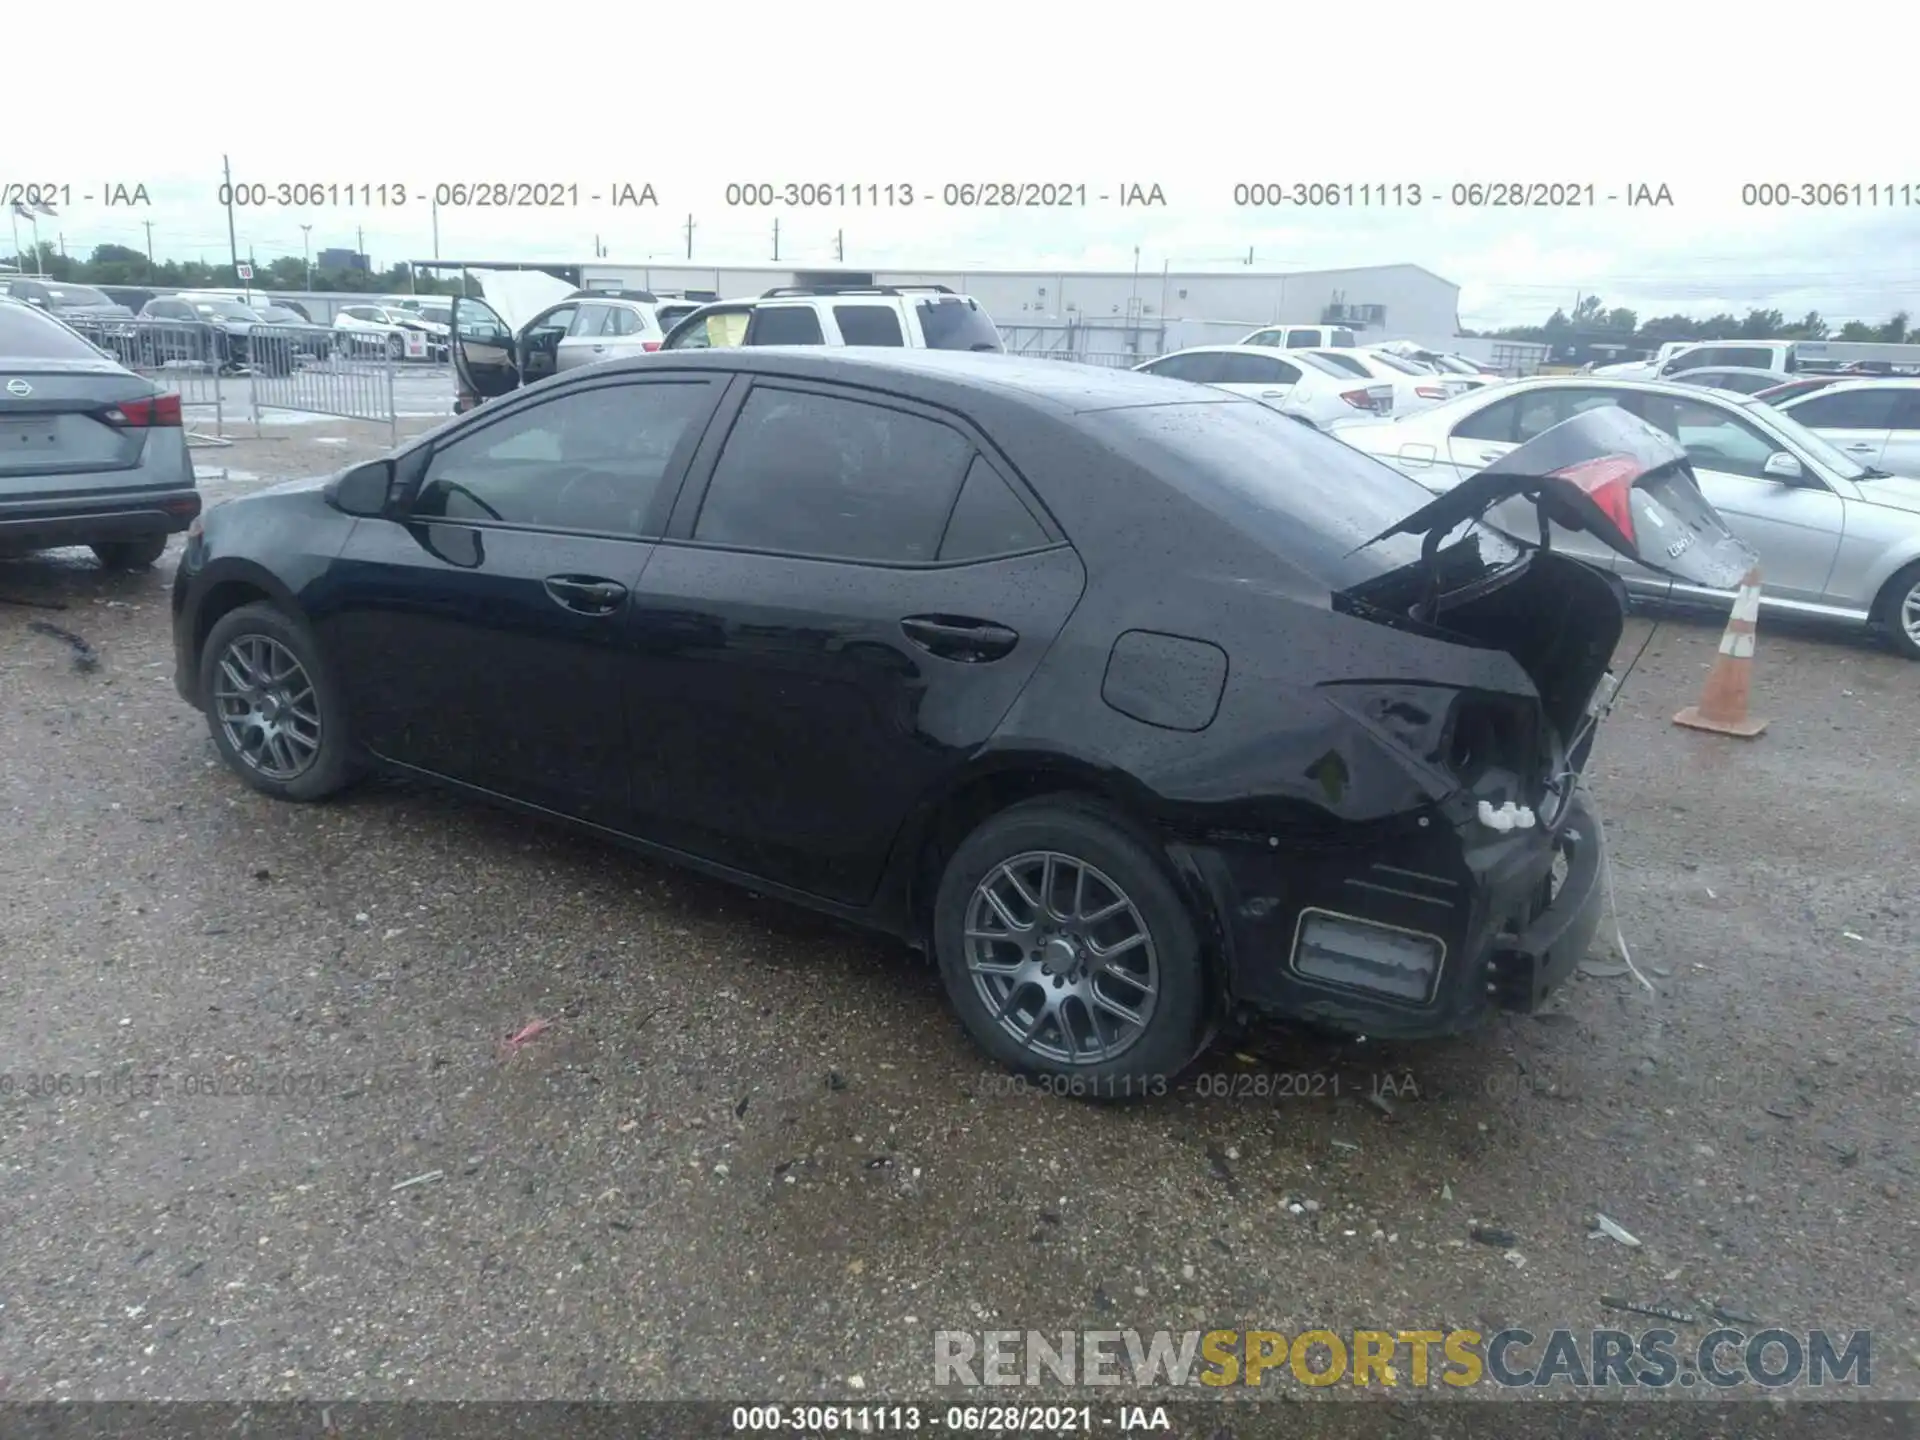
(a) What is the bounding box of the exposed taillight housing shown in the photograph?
[1340,388,1375,409]
[104,392,183,427]
[1415,386,1449,400]
[641,340,662,352]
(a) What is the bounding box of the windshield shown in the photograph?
[415,306,452,324]
[1293,350,1359,378]
[195,301,260,320]
[916,297,1003,352]
[46,285,113,308]
[256,307,301,323]
[1735,396,1872,479]
[1365,350,1427,375]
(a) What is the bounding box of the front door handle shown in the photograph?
[1478,450,1505,464]
[543,574,628,615]
[1844,442,1875,452]
[1260,388,1288,399]
[900,615,1019,663]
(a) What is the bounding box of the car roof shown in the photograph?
[588,347,1245,416]
[1677,366,1792,377]
[1784,376,1919,391]
[1151,344,1321,359]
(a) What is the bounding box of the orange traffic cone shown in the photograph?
[1673,566,1768,738]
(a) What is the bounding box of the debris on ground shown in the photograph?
[1469,1225,1517,1249]
[500,1018,553,1059]
[1204,1143,1238,1191]
[390,1169,444,1192]
[734,1093,750,1119]
[27,620,99,672]
[1364,1092,1396,1120]
[1602,1296,1696,1325]
[0,594,67,610]
[826,1070,848,1092]
[1710,1304,1763,1326]
[1578,961,1631,979]
[1592,1214,1642,1247]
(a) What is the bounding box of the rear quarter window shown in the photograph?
[916,298,1002,352]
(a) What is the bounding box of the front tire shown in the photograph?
[199,602,356,802]
[386,333,405,362]
[932,797,1208,1091]
[1876,561,1920,661]
[92,535,168,569]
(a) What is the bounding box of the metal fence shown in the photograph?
[1007,349,1148,370]
[247,325,400,446]
[66,318,235,447]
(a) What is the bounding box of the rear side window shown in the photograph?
[747,306,825,345]
[1789,388,1902,429]
[694,387,974,562]
[0,301,107,360]
[1312,352,1371,378]
[1891,390,1920,429]
[569,305,613,338]
[916,298,1002,352]
[1284,329,1321,348]
[939,456,1049,560]
[833,305,905,346]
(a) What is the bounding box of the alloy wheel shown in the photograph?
[1902,578,1920,650]
[963,850,1160,1066]
[213,634,322,781]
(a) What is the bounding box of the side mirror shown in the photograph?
[1762,452,1805,483]
[327,458,395,517]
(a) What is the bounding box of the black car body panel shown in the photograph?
[172,350,1746,1042]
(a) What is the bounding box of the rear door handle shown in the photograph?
[1478,450,1505,464]
[900,615,1019,662]
[543,574,628,615]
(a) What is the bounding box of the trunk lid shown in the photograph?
[0,368,167,484]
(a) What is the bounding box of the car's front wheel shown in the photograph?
[1875,562,1920,661]
[933,797,1208,1092]
[386,333,405,362]
[199,602,356,802]
[92,535,168,569]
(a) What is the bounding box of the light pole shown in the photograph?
[300,224,312,289]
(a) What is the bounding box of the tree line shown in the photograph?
[1472,292,1912,346]
[3,242,465,296]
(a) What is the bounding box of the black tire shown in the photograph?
[386,332,405,362]
[932,796,1208,1091]
[1876,561,1920,661]
[91,535,168,570]
[198,601,357,802]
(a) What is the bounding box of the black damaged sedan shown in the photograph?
[171,349,1753,1087]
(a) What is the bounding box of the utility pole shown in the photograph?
[246,245,256,303]
[356,225,365,264]
[1245,246,1254,266]
[142,220,155,273]
[431,198,440,260]
[835,228,843,262]
[299,224,312,289]
[771,218,780,263]
[222,154,240,284]
[684,213,695,259]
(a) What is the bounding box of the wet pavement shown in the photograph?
[1,435,1916,1405]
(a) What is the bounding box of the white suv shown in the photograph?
[660,285,1003,352]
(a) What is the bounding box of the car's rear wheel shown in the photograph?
[932,797,1207,1092]
[199,602,356,802]
[91,535,168,570]
[1877,561,1920,660]
[386,333,405,362]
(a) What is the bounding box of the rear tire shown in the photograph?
[932,796,1208,1093]
[386,333,405,362]
[91,535,168,570]
[198,601,356,802]
[1876,561,1920,660]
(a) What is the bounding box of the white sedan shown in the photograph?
[1297,346,1475,413]
[1331,375,1920,658]
[1132,346,1395,426]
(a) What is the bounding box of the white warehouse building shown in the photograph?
[566,260,1462,357]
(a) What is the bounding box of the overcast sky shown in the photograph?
[12,2,1917,330]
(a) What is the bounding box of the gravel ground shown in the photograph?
[1,428,1915,1408]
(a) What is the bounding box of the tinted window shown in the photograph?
[0,301,109,360]
[1216,353,1295,384]
[747,306,825,345]
[833,304,905,346]
[1790,388,1901,429]
[1176,353,1230,385]
[412,381,711,534]
[569,304,613,338]
[1453,388,1622,444]
[916,298,1002,352]
[939,455,1049,560]
[1891,390,1920,429]
[694,387,974,562]
[1284,330,1321,348]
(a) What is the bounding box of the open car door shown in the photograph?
[450,296,521,408]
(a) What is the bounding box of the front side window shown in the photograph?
[665,307,753,350]
[693,387,974,563]
[569,304,613,338]
[1634,394,1784,481]
[412,381,713,533]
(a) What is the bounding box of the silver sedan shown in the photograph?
[1331,375,1920,658]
